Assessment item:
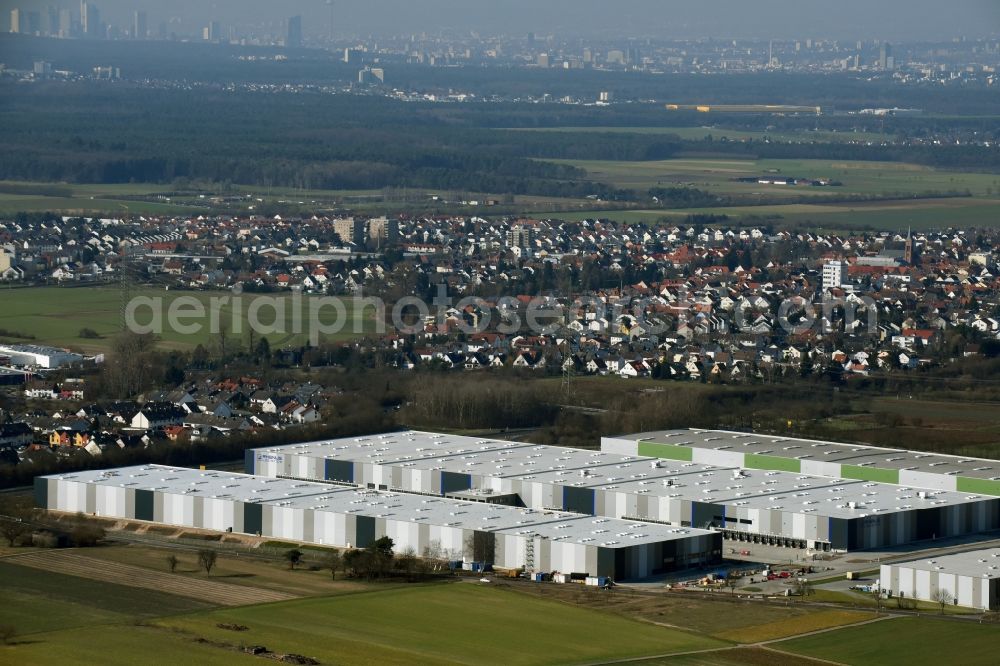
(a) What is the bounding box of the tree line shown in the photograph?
[3,83,996,204]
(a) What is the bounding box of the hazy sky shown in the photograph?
[5,0,1000,40]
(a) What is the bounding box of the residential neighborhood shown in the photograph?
[2,211,999,472]
[3,213,997,381]
[0,373,341,468]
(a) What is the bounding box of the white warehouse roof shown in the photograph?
[887,548,1000,579]
[45,465,710,549]
[623,428,1000,481]
[253,431,994,521]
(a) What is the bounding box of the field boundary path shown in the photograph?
[581,615,892,666]
[4,549,297,606]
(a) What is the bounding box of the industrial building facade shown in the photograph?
[880,549,1000,610]
[0,344,83,369]
[35,465,721,580]
[248,431,1000,552]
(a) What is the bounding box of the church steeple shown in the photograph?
[904,227,913,265]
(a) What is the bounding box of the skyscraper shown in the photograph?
[132,10,146,40]
[80,1,99,38]
[204,20,221,41]
[9,9,20,34]
[879,43,892,70]
[26,10,40,34]
[286,15,302,48]
[47,6,59,35]
[58,8,71,37]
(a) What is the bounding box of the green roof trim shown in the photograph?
[745,453,801,473]
[638,442,693,462]
[957,477,1000,497]
[841,465,899,485]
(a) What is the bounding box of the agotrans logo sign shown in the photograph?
[256,453,285,464]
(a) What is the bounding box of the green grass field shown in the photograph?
[1,624,256,666]
[777,616,1000,666]
[647,647,831,665]
[548,157,1000,198]
[4,539,999,666]
[525,156,1000,230]
[82,544,380,597]
[0,181,200,215]
[0,561,213,634]
[0,286,374,353]
[0,180,601,218]
[542,197,1000,231]
[1,579,729,666]
[156,584,727,665]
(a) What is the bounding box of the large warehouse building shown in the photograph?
[602,429,1000,497]
[247,431,1000,552]
[35,465,721,579]
[880,548,1000,610]
[0,344,83,369]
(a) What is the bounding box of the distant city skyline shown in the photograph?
[2,0,999,41]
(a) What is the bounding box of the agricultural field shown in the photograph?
[0,560,213,634]
[0,624,255,666]
[82,543,379,597]
[524,155,1000,230]
[157,584,728,665]
[0,181,199,215]
[510,584,874,643]
[6,549,297,607]
[509,126,895,144]
[0,559,730,666]
[712,609,874,643]
[648,647,837,665]
[544,197,1000,231]
[0,180,600,217]
[547,157,1000,198]
[777,616,1000,666]
[4,537,998,665]
[0,286,374,354]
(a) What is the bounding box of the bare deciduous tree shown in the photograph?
[323,550,343,580]
[396,547,418,581]
[166,554,179,573]
[284,548,303,570]
[930,588,954,614]
[198,549,218,576]
[0,496,34,547]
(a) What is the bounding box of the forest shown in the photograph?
[2,81,998,199]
